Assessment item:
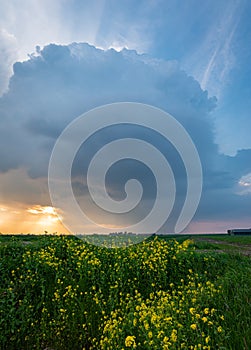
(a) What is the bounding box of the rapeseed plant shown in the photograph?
[0,235,248,349]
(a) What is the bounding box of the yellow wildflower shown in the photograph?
[170,329,177,342]
[189,307,195,315]
[217,326,223,333]
[125,335,136,348]
[205,336,210,344]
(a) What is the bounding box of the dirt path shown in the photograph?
[194,237,251,256]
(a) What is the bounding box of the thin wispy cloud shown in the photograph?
[184,0,243,98]
[201,7,241,95]
[0,28,18,94]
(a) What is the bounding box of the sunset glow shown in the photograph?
[0,204,67,234]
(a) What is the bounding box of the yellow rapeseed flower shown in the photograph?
[204,308,209,315]
[217,326,223,333]
[163,336,169,343]
[189,307,195,315]
[125,335,136,348]
[170,329,177,342]
[148,331,153,339]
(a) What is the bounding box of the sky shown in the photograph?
[0,0,251,234]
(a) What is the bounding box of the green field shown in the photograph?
[0,235,250,349]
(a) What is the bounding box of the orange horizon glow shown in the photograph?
[0,201,250,235]
[0,203,68,234]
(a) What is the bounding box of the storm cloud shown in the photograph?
[0,43,250,232]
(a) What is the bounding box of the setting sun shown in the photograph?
[0,204,67,234]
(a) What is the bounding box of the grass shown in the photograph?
[208,235,251,245]
[0,235,250,349]
[193,241,247,252]
[159,233,251,253]
[192,241,221,250]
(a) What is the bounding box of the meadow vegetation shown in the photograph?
[0,235,250,349]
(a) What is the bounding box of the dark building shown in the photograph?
[227,228,251,235]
